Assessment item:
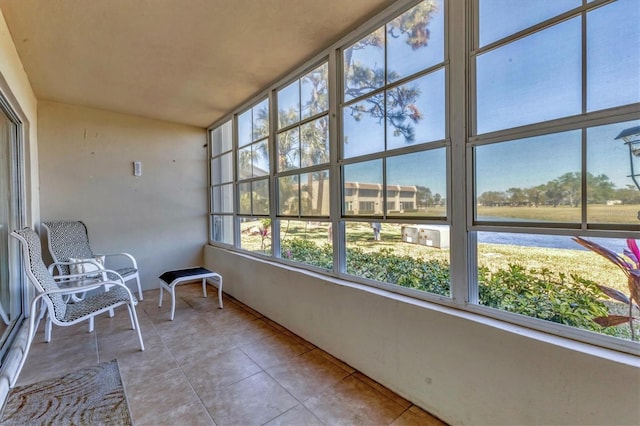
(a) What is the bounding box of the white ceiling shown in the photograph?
[0,0,394,128]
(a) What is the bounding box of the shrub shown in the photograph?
[279,238,625,337]
[478,265,612,333]
[281,238,333,269]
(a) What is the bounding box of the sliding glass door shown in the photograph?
[0,95,25,361]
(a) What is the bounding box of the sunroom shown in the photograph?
[0,0,638,425]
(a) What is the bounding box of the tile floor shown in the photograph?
[17,284,446,425]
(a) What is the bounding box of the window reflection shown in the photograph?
[475,131,582,223]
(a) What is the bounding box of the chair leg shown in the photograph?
[126,305,136,330]
[44,314,52,343]
[128,300,145,351]
[158,286,164,307]
[170,287,176,321]
[217,276,224,309]
[89,316,94,333]
[109,308,115,317]
[135,275,143,301]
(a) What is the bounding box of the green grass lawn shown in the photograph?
[477,203,640,224]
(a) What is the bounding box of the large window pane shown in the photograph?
[343,160,383,215]
[238,109,253,147]
[387,69,445,149]
[252,140,270,177]
[211,120,232,156]
[239,100,270,147]
[387,0,444,82]
[478,0,580,47]
[278,175,299,216]
[239,141,270,178]
[211,215,234,245]
[301,63,329,119]
[212,183,233,214]
[278,128,300,171]
[475,131,582,223]
[387,149,446,217]
[253,99,269,140]
[253,179,270,215]
[278,80,300,129]
[279,220,333,270]
[238,182,252,215]
[587,0,640,112]
[344,26,385,103]
[476,18,581,134]
[587,120,640,225]
[301,171,330,216]
[477,232,637,341]
[301,116,329,167]
[343,93,385,158]
[345,221,450,296]
[212,152,233,185]
[240,217,271,255]
[238,146,253,179]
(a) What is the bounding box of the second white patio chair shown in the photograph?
[42,221,143,300]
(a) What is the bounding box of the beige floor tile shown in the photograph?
[266,349,351,402]
[240,333,313,370]
[264,404,325,426]
[116,344,180,388]
[203,372,298,426]
[137,400,216,426]
[181,348,262,394]
[16,331,98,386]
[201,304,262,328]
[126,367,200,425]
[304,375,407,426]
[390,405,448,426]
[162,327,239,366]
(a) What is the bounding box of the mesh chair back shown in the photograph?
[12,228,67,319]
[42,221,94,275]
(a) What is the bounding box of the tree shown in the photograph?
[587,173,615,203]
[416,185,433,208]
[478,191,506,207]
[525,185,547,207]
[343,1,440,145]
[506,187,527,206]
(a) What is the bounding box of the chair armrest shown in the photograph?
[52,268,126,285]
[95,252,138,269]
[48,259,104,275]
[41,279,130,296]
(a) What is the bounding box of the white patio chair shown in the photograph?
[42,221,144,300]
[10,227,144,387]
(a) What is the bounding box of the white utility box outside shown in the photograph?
[401,225,450,249]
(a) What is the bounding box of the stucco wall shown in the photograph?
[38,101,207,289]
[205,245,640,426]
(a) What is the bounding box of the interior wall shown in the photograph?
[38,101,207,289]
[205,245,640,426]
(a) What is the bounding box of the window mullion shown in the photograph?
[449,0,470,306]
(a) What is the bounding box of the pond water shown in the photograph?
[477,232,630,253]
